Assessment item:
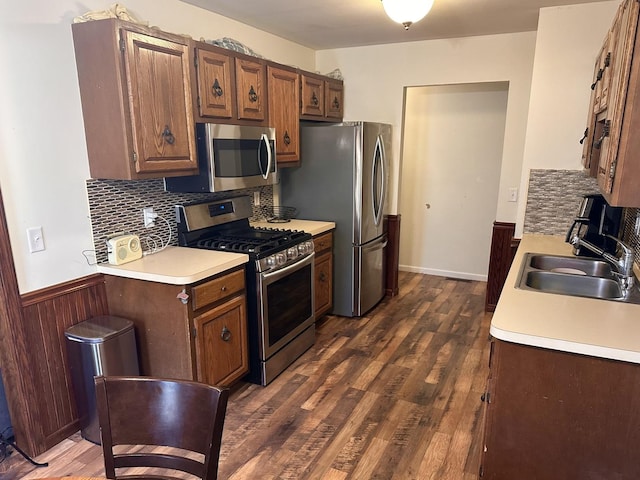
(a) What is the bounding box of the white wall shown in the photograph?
[316,32,537,222]
[399,83,508,280]
[0,0,315,293]
[516,1,619,237]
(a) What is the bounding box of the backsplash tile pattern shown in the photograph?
[525,168,640,268]
[86,179,273,264]
[524,169,599,236]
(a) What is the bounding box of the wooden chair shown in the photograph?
[94,376,229,480]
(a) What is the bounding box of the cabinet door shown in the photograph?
[300,73,325,116]
[268,66,300,165]
[597,0,638,197]
[196,48,234,119]
[315,251,333,318]
[122,30,197,174]
[325,80,344,119]
[194,294,248,386]
[235,58,265,121]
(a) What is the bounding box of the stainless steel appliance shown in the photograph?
[165,124,277,193]
[281,121,391,317]
[176,196,315,386]
[566,193,623,257]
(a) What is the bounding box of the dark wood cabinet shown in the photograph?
[267,65,300,165]
[313,231,334,319]
[480,339,640,479]
[235,58,266,121]
[582,0,640,206]
[300,72,344,121]
[72,19,198,179]
[105,267,248,387]
[195,47,234,119]
[484,222,519,312]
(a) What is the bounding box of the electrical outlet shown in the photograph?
[27,226,45,253]
[254,191,260,207]
[143,207,156,228]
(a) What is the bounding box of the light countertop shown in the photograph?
[97,246,248,285]
[97,220,334,284]
[251,219,335,237]
[491,234,640,364]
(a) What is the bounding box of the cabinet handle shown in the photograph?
[161,125,175,145]
[579,127,588,145]
[212,78,224,97]
[221,326,232,342]
[319,272,327,282]
[590,68,604,90]
[248,85,258,103]
[332,96,340,109]
[593,120,610,149]
[283,130,291,146]
[481,392,490,403]
[311,91,319,106]
[221,285,227,292]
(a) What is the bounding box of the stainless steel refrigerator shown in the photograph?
[280,121,391,317]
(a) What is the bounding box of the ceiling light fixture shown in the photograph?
[381,0,435,30]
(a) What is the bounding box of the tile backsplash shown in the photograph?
[524,169,639,268]
[86,179,273,264]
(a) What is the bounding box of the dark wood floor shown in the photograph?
[3,272,492,479]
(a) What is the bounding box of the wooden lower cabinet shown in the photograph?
[313,231,334,319]
[480,339,640,479]
[104,267,248,387]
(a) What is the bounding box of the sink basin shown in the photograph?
[528,254,614,278]
[523,270,623,299]
[516,252,640,304]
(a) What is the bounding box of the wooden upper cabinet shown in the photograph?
[195,47,234,119]
[267,65,300,165]
[72,19,198,179]
[595,0,640,206]
[300,73,325,117]
[235,58,266,121]
[325,80,344,119]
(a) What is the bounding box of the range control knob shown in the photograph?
[267,255,276,267]
[276,252,286,265]
[298,243,307,254]
[287,247,298,259]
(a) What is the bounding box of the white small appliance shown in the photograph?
[107,234,142,265]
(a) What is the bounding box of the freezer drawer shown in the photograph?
[354,234,388,316]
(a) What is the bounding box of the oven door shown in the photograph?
[258,252,315,360]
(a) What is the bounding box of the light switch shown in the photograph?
[508,187,518,202]
[27,226,45,253]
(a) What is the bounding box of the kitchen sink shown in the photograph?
[516,253,640,303]
[528,254,614,278]
[523,270,623,299]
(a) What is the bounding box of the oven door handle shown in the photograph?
[262,252,314,283]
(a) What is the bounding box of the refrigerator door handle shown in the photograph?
[372,134,386,226]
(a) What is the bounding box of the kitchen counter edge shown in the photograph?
[97,246,249,285]
[490,234,640,364]
[251,219,335,237]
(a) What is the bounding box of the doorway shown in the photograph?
[398,82,509,280]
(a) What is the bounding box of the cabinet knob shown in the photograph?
[221,285,227,292]
[212,78,224,97]
[161,125,175,145]
[221,326,232,342]
[332,96,340,109]
[319,272,327,282]
[311,91,319,106]
[248,85,258,103]
[283,130,291,146]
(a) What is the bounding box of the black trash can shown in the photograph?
[65,315,139,444]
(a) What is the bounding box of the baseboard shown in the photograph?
[399,265,487,282]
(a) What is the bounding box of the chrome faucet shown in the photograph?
[568,233,636,293]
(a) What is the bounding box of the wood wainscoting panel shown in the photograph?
[485,222,519,312]
[384,214,401,297]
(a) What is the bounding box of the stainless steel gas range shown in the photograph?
[176,196,315,386]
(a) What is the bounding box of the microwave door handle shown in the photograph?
[259,133,272,180]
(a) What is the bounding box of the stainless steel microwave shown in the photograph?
[164,123,277,193]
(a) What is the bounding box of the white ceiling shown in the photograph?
[180,0,607,50]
